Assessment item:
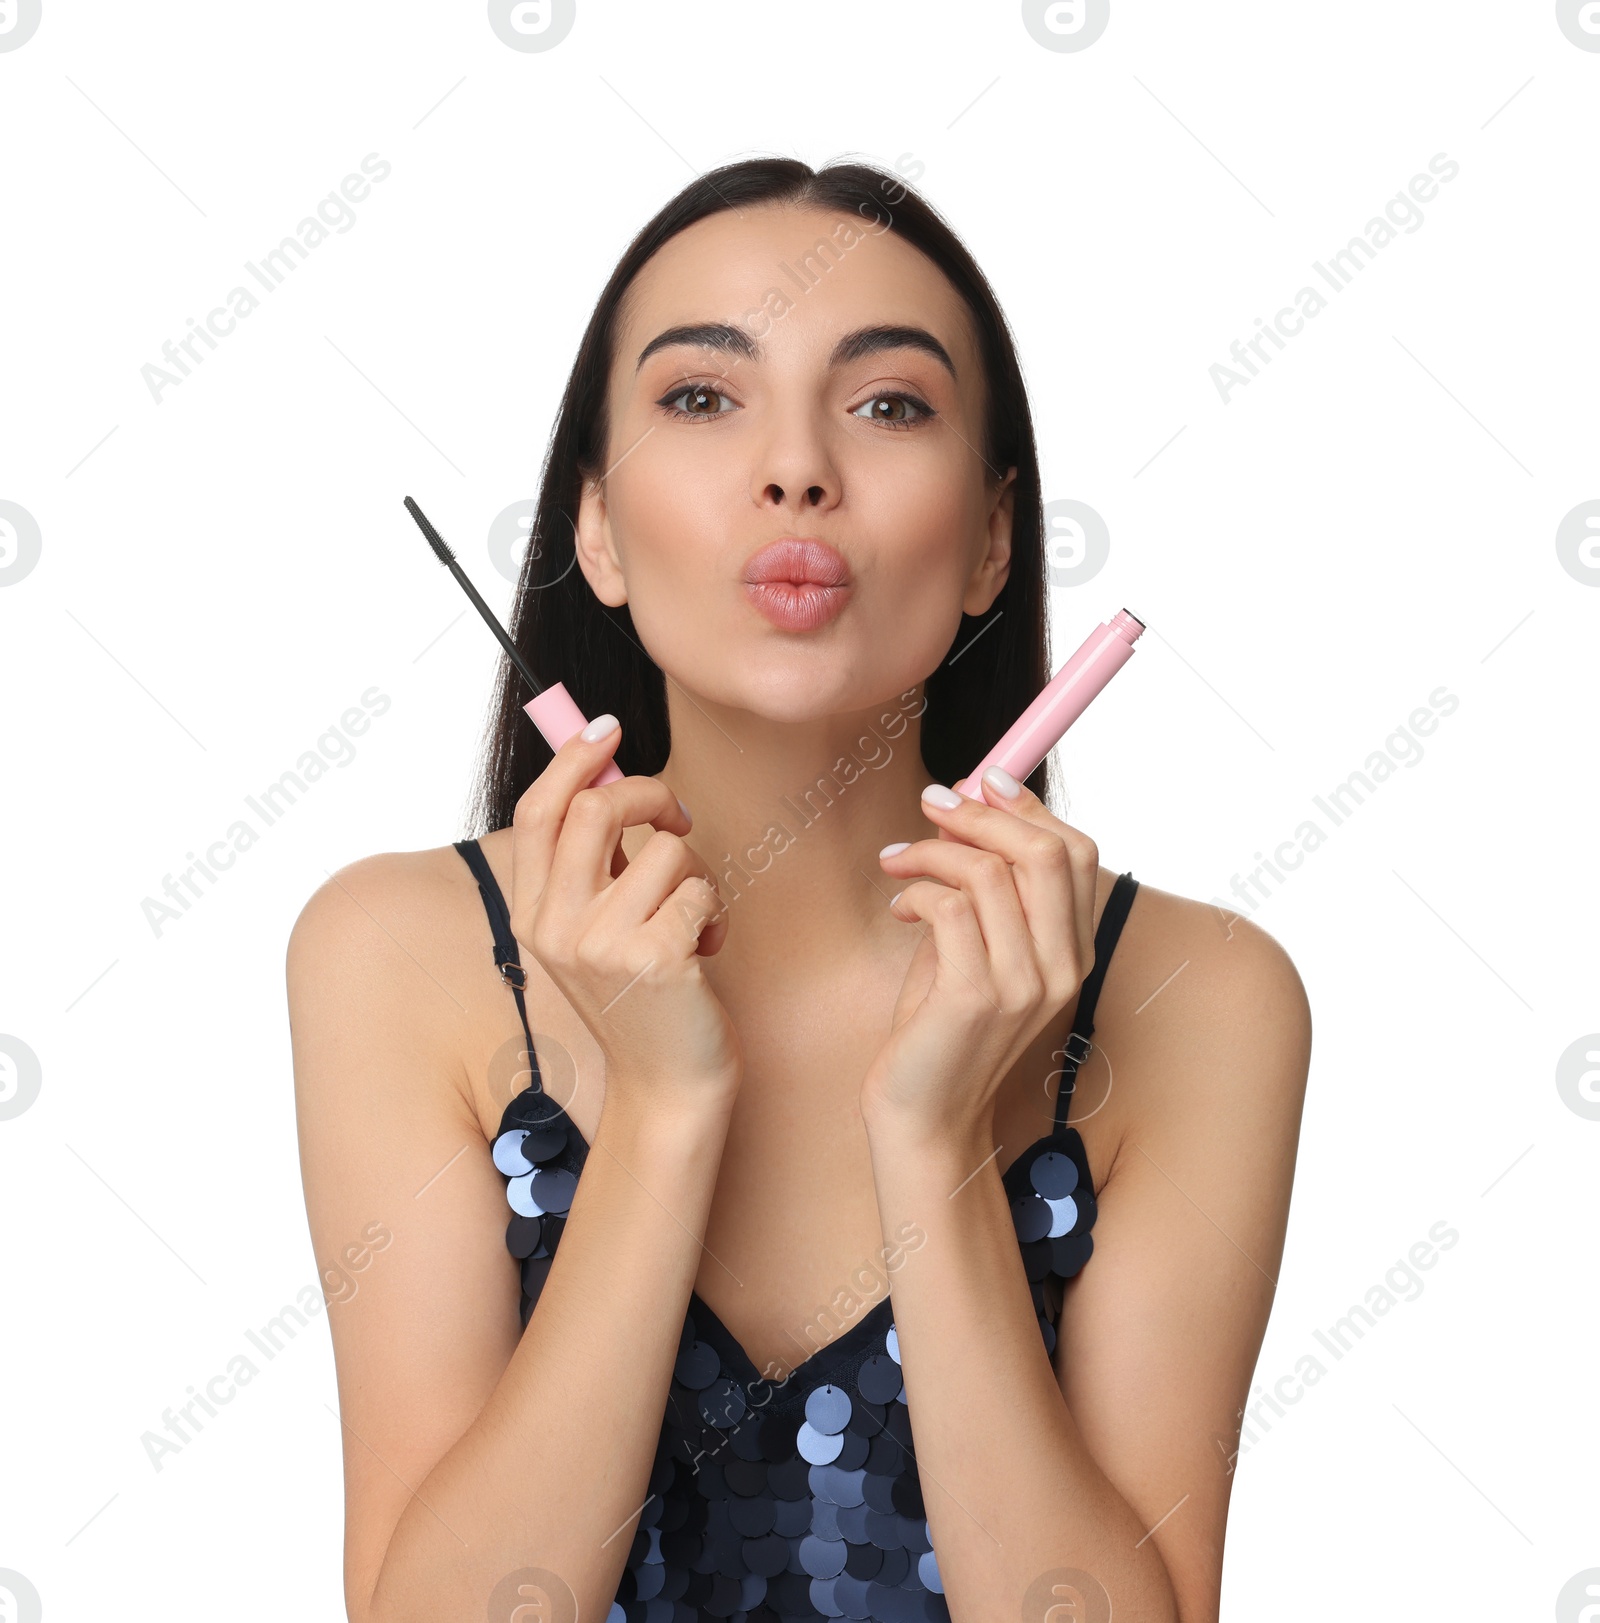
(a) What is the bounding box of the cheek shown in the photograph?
[865,458,980,592]
[614,433,747,554]
[859,461,992,676]
[602,473,726,650]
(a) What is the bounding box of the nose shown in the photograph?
[764,481,826,508]
[750,405,841,515]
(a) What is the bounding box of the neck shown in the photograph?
[644,686,940,973]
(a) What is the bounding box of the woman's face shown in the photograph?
[576,201,1017,722]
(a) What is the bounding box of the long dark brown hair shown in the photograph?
[464,155,1057,837]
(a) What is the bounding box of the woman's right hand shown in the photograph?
[508,714,743,1109]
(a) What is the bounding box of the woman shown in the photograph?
[288,157,1312,1623]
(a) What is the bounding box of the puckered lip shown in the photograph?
[742,537,851,587]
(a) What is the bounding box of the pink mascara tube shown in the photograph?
[954,609,1146,799]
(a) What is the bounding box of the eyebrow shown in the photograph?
[634,322,958,383]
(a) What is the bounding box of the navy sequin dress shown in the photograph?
[454,838,1139,1622]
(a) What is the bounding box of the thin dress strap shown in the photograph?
[1053,871,1140,1132]
[453,838,541,1083]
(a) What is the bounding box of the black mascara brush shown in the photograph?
[404,495,622,784]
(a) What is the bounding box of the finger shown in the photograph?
[887,880,998,1014]
[974,771,1098,977]
[512,716,629,906]
[512,717,690,874]
[590,827,730,951]
[539,776,697,923]
[880,835,1037,995]
[637,872,731,962]
[895,780,1090,979]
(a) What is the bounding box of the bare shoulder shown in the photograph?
[285,841,489,1117]
[286,840,480,970]
[1089,875,1313,1189]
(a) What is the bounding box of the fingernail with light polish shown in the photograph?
[982,766,1021,797]
[921,783,963,809]
[879,841,911,859]
[580,712,620,741]
[677,798,692,826]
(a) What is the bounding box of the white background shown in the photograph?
[2,2,1596,1619]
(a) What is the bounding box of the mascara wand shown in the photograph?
[404,495,623,785]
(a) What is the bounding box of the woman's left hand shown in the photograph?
[860,768,1100,1142]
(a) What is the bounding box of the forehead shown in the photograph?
[615,202,980,376]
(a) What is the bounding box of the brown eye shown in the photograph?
[852,392,935,429]
[661,383,736,420]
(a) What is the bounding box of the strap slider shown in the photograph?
[497,958,527,991]
[1060,1030,1092,1071]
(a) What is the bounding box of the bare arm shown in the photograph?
[1051,900,1313,1621]
[859,894,1310,1621]
[287,853,734,1622]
